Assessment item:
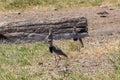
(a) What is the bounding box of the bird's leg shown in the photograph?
[54,54,57,66]
[54,54,59,67]
[55,55,61,67]
[75,41,80,52]
[53,54,56,61]
[58,55,61,61]
[77,41,80,52]
[79,38,84,48]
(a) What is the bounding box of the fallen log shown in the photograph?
[0,17,88,42]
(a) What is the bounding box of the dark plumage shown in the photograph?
[49,46,53,53]
[46,28,68,66]
[73,27,78,41]
[48,43,68,67]
[73,32,78,41]
[72,27,84,47]
[49,46,68,57]
[79,38,84,47]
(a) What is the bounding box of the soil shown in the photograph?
[0,7,120,75]
[0,7,120,39]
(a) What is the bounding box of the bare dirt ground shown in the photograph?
[0,7,120,37]
[0,7,120,76]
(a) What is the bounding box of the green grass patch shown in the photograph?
[0,0,120,11]
[0,40,120,80]
[117,3,120,7]
[89,0,103,6]
[0,42,52,80]
[0,42,50,66]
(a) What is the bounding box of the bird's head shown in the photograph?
[73,27,77,33]
[73,27,77,31]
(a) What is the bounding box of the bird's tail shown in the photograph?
[62,52,68,58]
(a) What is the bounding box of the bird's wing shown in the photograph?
[54,45,61,50]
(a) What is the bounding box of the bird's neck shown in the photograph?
[48,41,53,47]
[48,41,54,53]
[49,33,52,35]
[73,30,77,34]
[49,46,53,53]
[49,30,52,35]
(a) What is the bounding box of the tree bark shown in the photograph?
[0,17,88,42]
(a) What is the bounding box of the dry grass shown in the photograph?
[53,37,119,58]
[0,0,120,11]
[0,36,119,80]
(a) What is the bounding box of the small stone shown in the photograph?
[38,62,43,65]
[18,12,21,15]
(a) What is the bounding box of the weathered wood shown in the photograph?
[0,17,88,42]
[0,33,8,40]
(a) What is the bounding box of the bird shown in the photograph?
[73,26,79,41]
[49,43,68,58]
[46,28,53,43]
[48,41,68,66]
[46,28,68,66]
[72,27,84,49]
